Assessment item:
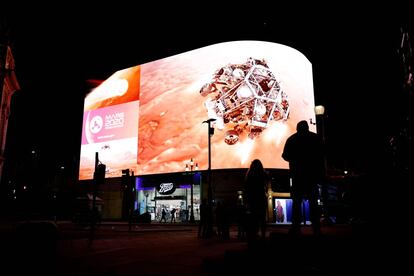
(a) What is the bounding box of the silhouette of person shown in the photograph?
[160,208,167,223]
[236,200,247,240]
[282,120,325,235]
[198,199,209,238]
[275,200,285,223]
[244,159,269,240]
[170,208,177,223]
[215,201,229,240]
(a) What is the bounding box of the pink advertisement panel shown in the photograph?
[81,101,139,145]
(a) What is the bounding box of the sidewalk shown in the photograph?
[57,224,247,275]
[2,221,404,275]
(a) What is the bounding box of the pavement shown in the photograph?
[0,220,408,275]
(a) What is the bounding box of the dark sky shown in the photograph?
[2,7,412,177]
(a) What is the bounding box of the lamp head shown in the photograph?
[314,105,325,116]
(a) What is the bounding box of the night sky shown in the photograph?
[2,7,412,180]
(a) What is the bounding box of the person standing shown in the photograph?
[160,208,167,223]
[244,159,269,240]
[170,208,177,223]
[282,120,325,235]
[275,200,285,223]
[198,199,207,237]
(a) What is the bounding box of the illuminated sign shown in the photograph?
[157,183,176,195]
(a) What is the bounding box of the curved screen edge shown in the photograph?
[79,41,315,180]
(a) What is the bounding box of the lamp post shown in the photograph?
[315,105,331,223]
[185,158,198,223]
[314,105,327,170]
[314,105,325,140]
[201,118,216,237]
[91,152,106,241]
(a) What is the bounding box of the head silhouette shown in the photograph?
[296,120,309,134]
[250,159,264,171]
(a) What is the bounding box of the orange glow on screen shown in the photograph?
[79,41,316,179]
[84,66,140,111]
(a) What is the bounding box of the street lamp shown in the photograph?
[314,105,325,116]
[314,105,325,133]
[314,105,326,156]
[314,105,330,221]
[185,158,198,223]
[91,152,106,241]
[202,118,216,237]
[313,105,327,169]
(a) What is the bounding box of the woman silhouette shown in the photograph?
[244,159,269,240]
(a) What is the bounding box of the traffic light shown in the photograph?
[122,169,130,177]
[94,163,106,185]
[120,169,130,191]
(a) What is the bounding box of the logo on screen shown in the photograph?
[157,182,176,195]
[105,112,125,129]
[90,115,103,134]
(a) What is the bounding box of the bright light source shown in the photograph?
[314,105,325,115]
[237,138,254,165]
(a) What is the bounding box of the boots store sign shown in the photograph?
[157,182,176,195]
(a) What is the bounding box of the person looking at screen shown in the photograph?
[282,120,325,235]
[244,159,269,240]
[198,199,209,238]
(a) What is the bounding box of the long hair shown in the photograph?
[245,159,268,217]
[245,159,267,184]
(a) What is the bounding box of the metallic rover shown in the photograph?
[200,57,289,145]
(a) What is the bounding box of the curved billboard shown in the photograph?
[79,41,315,180]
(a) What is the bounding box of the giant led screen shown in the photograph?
[79,41,316,180]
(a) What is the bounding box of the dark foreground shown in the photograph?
[0,221,408,275]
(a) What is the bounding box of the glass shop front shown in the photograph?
[135,174,201,222]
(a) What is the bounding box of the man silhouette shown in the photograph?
[170,208,177,223]
[282,120,325,235]
[160,208,167,223]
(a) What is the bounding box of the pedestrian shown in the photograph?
[160,208,167,223]
[170,208,177,223]
[282,120,325,235]
[244,159,269,240]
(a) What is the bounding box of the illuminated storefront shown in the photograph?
[135,173,201,222]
